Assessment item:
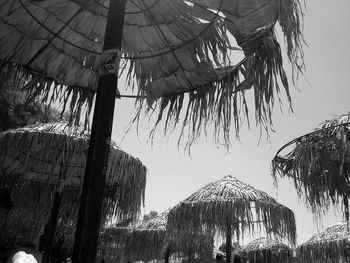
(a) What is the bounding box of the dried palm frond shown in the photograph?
[99,209,213,263]
[0,0,305,148]
[272,112,350,221]
[167,175,296,251]
[239,237,294,263]
[297,222,350,263]
[0,122,147,252]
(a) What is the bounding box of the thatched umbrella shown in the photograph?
[272,112,350,221]
[167,175,296,263]
[239,237,294,263]
[297,222,350,263]
[100,210,213,263]
[0,122,147,262]
[0,1,304,261]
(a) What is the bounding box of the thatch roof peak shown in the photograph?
[240,237,294,263]
[241,237,292,252]
[297,222,350,263]
[181,175,276,204]
[303,222,350,245]
[136,210,169,230]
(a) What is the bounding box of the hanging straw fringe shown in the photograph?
[0,122,147,253]
[166,175,297,253]
[0,0,305,150]
[272,113,350,221]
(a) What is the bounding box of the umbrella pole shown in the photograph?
[72,0,127,262]
[39,190,62,263]
[164,247,170,263]
[226,221,232,263]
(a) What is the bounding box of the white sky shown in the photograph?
[110,0,350,245]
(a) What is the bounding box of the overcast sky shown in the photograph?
[110,0,350,245]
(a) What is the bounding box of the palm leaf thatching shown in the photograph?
[167,175,296,250]
[0,0,304,147]
[272,112,350,221]
[297,222,350,263]
[100,210,213,263]
[239,237,294,263]
[0,122,147,252]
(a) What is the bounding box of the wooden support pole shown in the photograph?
[72,0,127,262]
[226,222,232,263]
[40,191,62,263]
[164,247,170,263]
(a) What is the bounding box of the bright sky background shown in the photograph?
[110,0,350,246]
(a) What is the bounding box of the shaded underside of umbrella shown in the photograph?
[167,175,296,247]
[0,122,147,251]
[272,112,350,220]
[0,0,305,147]
[297,222,350,263]
[239,237,294,263]
[100,209,213,263]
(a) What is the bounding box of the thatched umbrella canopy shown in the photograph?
[100,209,213,263]
[167,175,296,263]
[239,237,294,263]
[0,122,147,260]
[0,0,305,147]
[0,0,304,261]
[272,112,350,221]
[297,222,350,263]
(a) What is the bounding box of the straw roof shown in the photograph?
[272,112,350,221]
[100,210,169,263]
[0,122,147,252]
[239,237,294,263]
[0,0,305,147]
[100,209,213,263]
[167,175,296,247]
[297,222,350,263]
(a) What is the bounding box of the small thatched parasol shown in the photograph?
[167,175,296,263]
[100,209,213,263]
[0,122,147,261]
[272,112,350,221]
[297,222,350,263]
[239,237,294,263]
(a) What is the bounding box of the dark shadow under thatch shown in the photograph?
[272,112,350,221]
[0,122,147,257]
[297,222,350,263]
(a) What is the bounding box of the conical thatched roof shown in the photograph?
[272,112,350,221]
[167,175,296,247]
[239,237,294,263]
[100,209,213,263]
[297,222,350,263]
[0,0,304,147]
[0,122,147,252]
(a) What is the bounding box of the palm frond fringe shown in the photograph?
[0,0,304,149]
[239,237,294,263]
[272,113,350,221]
[0,122,147,253]
[297,222,350,263]
[166,176,297,248]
